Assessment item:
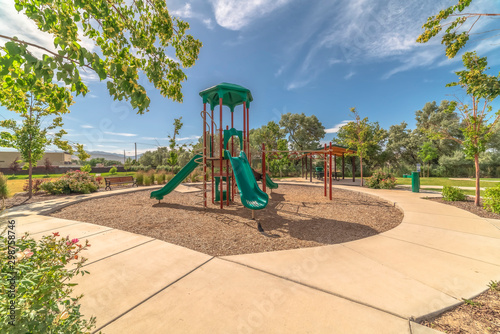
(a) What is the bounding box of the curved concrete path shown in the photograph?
[4,183,500,334]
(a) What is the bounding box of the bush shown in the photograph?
[165,174,174,182]
[40,171,98,195]
[95,176,103,188]
[80,164,92,173]
[147,170,155,184]
[109,166,118,174]
[190,172,199,183]
[143,175,152,186]
[483,184,500,213]
[136,171,145,186]
[0,232,96,333]
[23,178,48,195]
[366,169,397,189]
[442,185,467,201]
[155,170,166,184]
[0,172,8,207]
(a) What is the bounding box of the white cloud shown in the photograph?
[344,71,355,80]
[178,135,201,141]
[81,125,94,129]
[104,131,137,137]
[210,0,292,30]
[172,3,215,29]
[325,120,350,134]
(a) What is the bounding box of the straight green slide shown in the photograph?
[265,174,278,189]
[150,154,202,201]
[225,150,269,210]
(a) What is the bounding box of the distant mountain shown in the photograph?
[74,151,143,162]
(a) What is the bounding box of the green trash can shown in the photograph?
[411,171,420,193]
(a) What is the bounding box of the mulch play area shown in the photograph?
[48,184,403,256]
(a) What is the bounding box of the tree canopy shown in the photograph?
[279,113,325,150]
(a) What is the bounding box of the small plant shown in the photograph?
[80,164,92,173]
[165,174,174,182]
[0,232,97,333]
[43,157,54,176]
[483,184,500,213]
[40,170,98,195]
[95,176,104,188]
[143,174,152,186]
[442,185,466,201]
[462,298,482,307]
[23,178,48,195]
[147,170,155,184]
[9,158,22,175]
[366,169,397,189]
[155,170,166,184]
[488,280,500,291]
[109,166,118,174]
[0,172,8,208]
[190,171,199,183]
[136,171,145,186]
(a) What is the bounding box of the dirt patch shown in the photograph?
[48,185,403,256]
[428,197,500,220]
[3,192,82,209]
[421,283,500,334]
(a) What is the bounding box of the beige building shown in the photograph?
[0,152,73,168]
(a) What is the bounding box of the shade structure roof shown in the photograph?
[199,83,253,112]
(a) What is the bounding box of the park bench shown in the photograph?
[104,176,137,191]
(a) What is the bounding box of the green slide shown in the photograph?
[150,154,202,201]
[265,174,278,189]
[225,150,269,210]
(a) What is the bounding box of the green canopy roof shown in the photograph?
[199,83,253,112]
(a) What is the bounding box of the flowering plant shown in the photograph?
[366,169,397,189]
[40,170,98,195]
[0,231,97,333]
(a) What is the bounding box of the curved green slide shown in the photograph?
[225,150,269,210]
[150,154,202,201]
[265,174,278,189]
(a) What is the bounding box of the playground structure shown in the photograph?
[151,83,271,215]
[151,83,357,214]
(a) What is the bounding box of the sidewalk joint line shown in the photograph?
[219,257,408,321]
[93,256,215,334]
[380,234,500,268]
[82,238,156,267]
[402,221,500,239]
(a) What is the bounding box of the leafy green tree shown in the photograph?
[268,139,291,177]
[9,157,22,175]
[167,117,184,167]
[0,72,79,198]
[418,142,439,177]
[1,0,202,114]
[75,144,90,163]
[279,113,325,150]
[334,108,387,186]
[430,52,500,205]
[385,122,422,170]
[249,121,285,152]
[417,0,500,58]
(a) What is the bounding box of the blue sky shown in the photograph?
[1,0,500,156]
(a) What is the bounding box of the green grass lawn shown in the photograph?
[396,177,500,188]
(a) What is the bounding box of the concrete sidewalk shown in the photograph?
[5,182,500,333]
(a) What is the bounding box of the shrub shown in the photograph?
[147,170,155,184]
[165,174,174,182]
[0,172,8,207]
[442,185,467,201]
[190,172,199,183]
[136,171,145,186]
[23,178,48,195]
[143,175,152,186]
[0,232,96,333]
[80,164,92,173]
[366,169,397,189]
[40,171,98,195]
[109,166,118,174]
[155,171,166,184]
[483,184,500,213]
[95,176,103,187]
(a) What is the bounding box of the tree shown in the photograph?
[43,157,54,176]
[417,0,500,58]
[428,52,500,205]
[249,121,285,152]
[334,108,386,186]
[279,113,325,150]
[268,139,291,177]
[418,142,439,177]
[385,122,422,170]
[75,144,90,163]
[9,157,22,175]
[1,0,202,114]
[167,117,184,168]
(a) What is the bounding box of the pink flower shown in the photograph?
[66,241,71,246]
[23,248,34,258]
[53,232,60,237]
[71,238,79,244]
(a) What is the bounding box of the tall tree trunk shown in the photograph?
[28,152,33,199]
[360,154,364,187]
[474,154,480,207]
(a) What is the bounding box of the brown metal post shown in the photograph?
[219,97,223,209]
[309,154,312,182]
[329,142,332,200]
[324,144,327,197]
[262,143,266,193]
[226,125,230,206]
[243,102,246,156]
[203,103,207,207]
[211,108,214,204]
[301,157,304,178]
[247,106,250,162]
[342,153,345,180]
[334,155,337,180]
[231,111,235,202]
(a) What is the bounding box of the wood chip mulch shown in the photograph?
[428,197,500,220]
[48,185,403,256]
[421,284,500,334]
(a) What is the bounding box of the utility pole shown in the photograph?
[135,143,137,162]
[123,150,126,164]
